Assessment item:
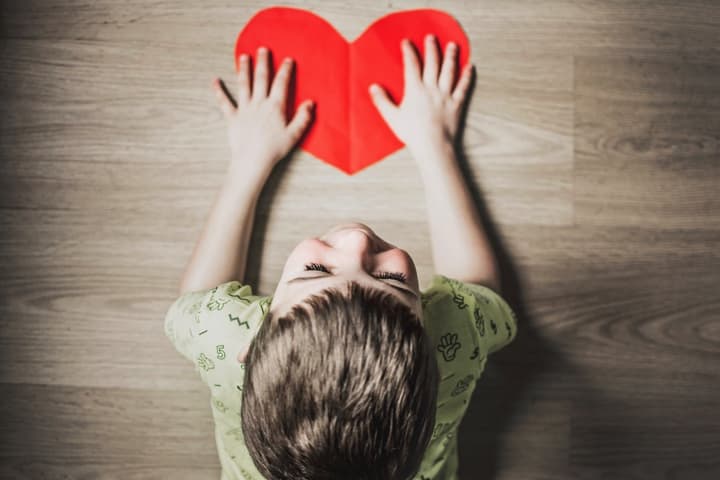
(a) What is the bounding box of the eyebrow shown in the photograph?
[287,275,418,302]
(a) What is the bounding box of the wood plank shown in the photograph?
[575,54,720,228]
[570,380,720,477]
[0,383,221,479]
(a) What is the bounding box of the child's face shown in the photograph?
[238,222,422,363]
[269,222,423,320]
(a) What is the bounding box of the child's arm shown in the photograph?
[369,35,500,291]
[178,46,314,295]
[178,170,264,295]
[415,141,501,293]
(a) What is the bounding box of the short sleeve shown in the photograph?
[419,273,517,469]
[426,275,518,357]
[164,287,210,362]
[461,282,518,356]
[163,280,270,366]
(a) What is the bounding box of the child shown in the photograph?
[165,33,518,480]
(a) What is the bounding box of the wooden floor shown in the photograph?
[1,1,719,479]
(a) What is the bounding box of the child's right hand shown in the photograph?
[369,34,474,158]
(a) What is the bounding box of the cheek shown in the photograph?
[386,250,414,271]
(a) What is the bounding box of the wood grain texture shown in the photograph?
[1,1,719,479]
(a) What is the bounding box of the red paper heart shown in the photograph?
[234,7,470,175]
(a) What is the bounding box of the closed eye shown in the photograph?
[290,263,417,299]
[304,262,407,283]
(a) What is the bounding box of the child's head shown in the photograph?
[240,223,439,479]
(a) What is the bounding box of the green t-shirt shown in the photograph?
[164,274,518,480]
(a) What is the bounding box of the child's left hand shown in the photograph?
[211,46,315,178]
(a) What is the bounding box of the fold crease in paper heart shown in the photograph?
[235,7,470,175]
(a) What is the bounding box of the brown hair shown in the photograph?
[241,280,439,480]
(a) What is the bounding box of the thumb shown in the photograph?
[286,99,315,144]
[368,83,397,125]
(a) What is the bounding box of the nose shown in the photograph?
[334,229,378,269]
[335,229,377,251]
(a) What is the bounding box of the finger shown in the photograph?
[422,33,440,87]
[368,83,397,126]
[269,57,293,106]
[438,42,457,94]
[212,78,235,120]
[286,100,314,144]
[451,63,474,105]
[401,38,422,87]
[237,53,251,105]
[252,46,269,100]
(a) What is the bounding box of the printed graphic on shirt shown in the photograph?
[473,306,485,336]
[431,418,459,441]
[451,290,469,310]
[197,353,215,371]
[451,374,474,397]
[226,426,244,442]
[228,312,250,329]
[208,297,230,311]
[437,333,462,361]
[214,398,229,413]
